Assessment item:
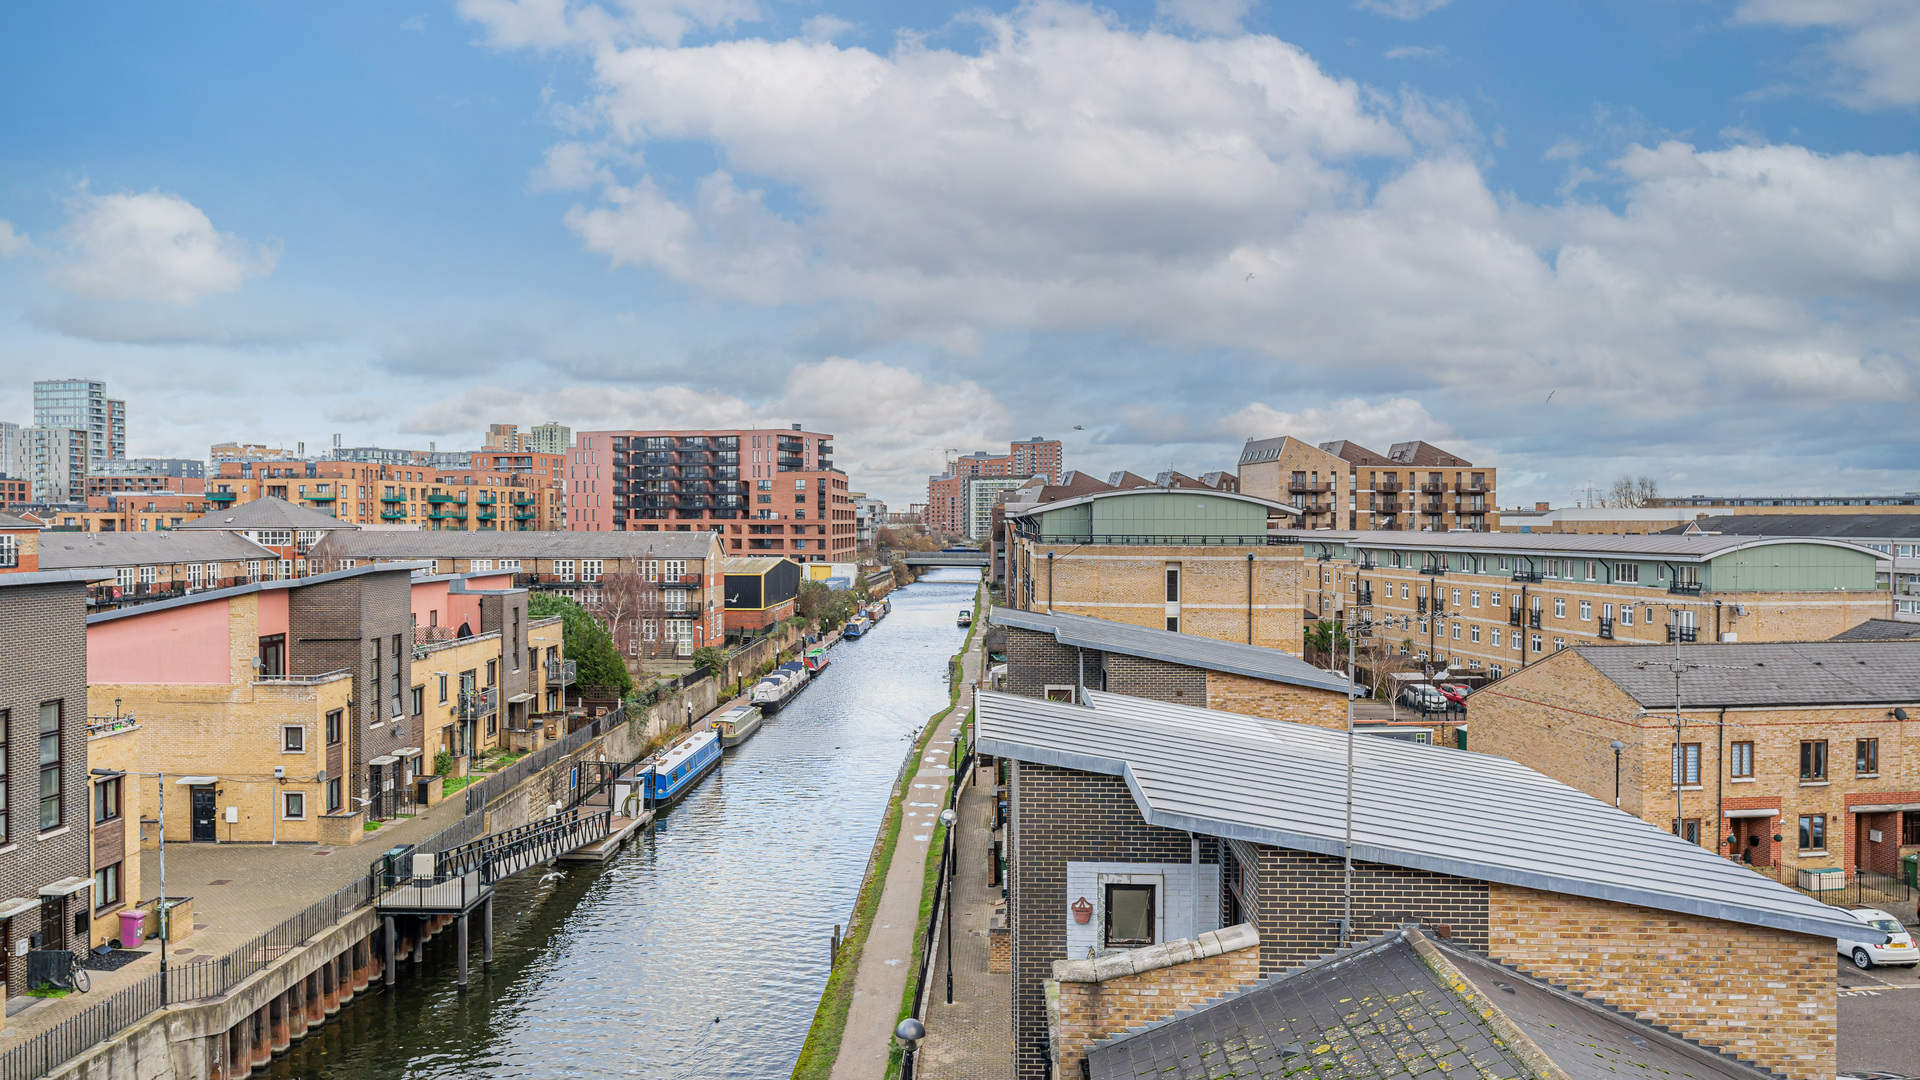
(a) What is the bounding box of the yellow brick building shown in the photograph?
[84,717,143,947]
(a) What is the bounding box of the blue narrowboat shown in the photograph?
[639,730,721,808]
[843,613,871,638]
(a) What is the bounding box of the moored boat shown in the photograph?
[805,646,830,672]
[843,613,871,638]
[638,730,721,809]
[750,660,811,712]
[710,703,764,748]
[957,608,972,627]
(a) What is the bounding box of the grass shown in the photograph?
[362,821,381,832]
[440,775,480,795]
[27,986,69,999]
[791,579,984,1080]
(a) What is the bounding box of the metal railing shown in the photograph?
[253,669,351,686]
[1786,868,1919,926]
[1668,581,1704,595]
[1667,625,1699,643]
[546,660,577,686]
[463,706,625,815]
[0,971,163,1080]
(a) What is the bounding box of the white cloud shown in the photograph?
[800,14,855,43]
[1155,0,1255,35]
[1735,0,1920,108]
[401,14,427,31]
[1353,0,1450,20]
[456,0,760,49]
[1384,44,1446,60]
[0,220,31,258]
[50,190,277,304]
[1217,397,1457,448]
[400,357,1010,503]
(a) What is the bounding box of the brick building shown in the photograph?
[1470,641,1920,888]
[407,572,565,759]
[1655,514,1920,623]
[979,688,1874,1080]
[1296,530,1887,680]
[175,495,358,569]
[926,438,1065,537]
[36,531,284,611]
[82,715,140,949]
[1002,487,1308,655]
[566,426,856,563]
[0,568,116,999]
[1238,436,1496,532]
[0,513,40,572]
[721,556,801,640]
[208,451,566,531]
[0,477,30,510]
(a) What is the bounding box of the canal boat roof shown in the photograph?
[974,688,1877,944]
[650,730,717,772]
[990,607,1354,697]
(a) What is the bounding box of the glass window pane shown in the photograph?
[1106,884,1154,945]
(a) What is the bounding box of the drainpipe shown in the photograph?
[1076,647,1085,706]
[1716,706,1727,861]
[1046,551,1055,614]
[1246,553,1255,644]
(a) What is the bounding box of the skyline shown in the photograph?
[1,0,1916,510]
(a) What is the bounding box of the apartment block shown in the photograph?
[38,532,280,611]
[1472,641,1920,892]
[1297,530,1887,679]
[83,716,140,949]
[1239,437,1495,532]
[408,573,564,761]
[26,426,88,504]
[0,514,40,572]
[33,379,118,471]
[0,569,116,1001]
[1001,487,1308,655]
[0,422,24,481]
[208,452,565,531]
[569,426,855,563]
[925,437,1065,536]
[0,479,30,512]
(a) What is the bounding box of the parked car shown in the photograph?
[1400,685,1447,713]
[1837,907,1919,969]
[1436,683,1471,706]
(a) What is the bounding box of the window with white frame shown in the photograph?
[471,559,494,572]
[1490,627,1501,647]
[1554,597,1566,618]
[254,529,292,547]
[117,567,136,589]
[582,560,603,581]
[642,619,656,642]
[555,559,576,581]
[279,560,292,579]
[500,559,521,571]
[1469,625,1480,643]
[1578,600,1591,621]
[665,590,687,613]
[1585,561,1598,580]
[642,559,659,580]
[187,563,204,587]
[1469,590,1480,608]
[1553,637,1566,651]
[1621,605,1634,626]
[0,535,14,569]
[283,792,306,820]
[138,565,156,585]
[664,559,686,579]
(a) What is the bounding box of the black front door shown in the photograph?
[191,786,217,842]
[39,900,63,952]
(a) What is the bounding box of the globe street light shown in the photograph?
[1611,740,1625,808]
[896,1016,927,1079]
[941,806,958,1004]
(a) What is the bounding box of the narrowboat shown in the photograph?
[638,730,721,809]
[805,646,830,673]
[843,613,870,638]
[710,704,764,748]
[750,660,811,712]
[957,608,972,627]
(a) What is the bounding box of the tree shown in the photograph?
[1303,619,1350,667]
[689,645,726,678]
[1603,474,1661,508]
[529,593,633,696]
[890,554,911,587]
[795,579,860,633]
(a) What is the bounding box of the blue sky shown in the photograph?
[0,0,1915,508]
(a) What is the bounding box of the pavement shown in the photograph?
[1839,955,1920,1076]
[915,758,1013,1080]
[831,605,981,1080]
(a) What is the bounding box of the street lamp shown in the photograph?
[896,1017,927,1079]
[1610,741,1625,808]
[95,768,196,1005]
[941,806,958,1005]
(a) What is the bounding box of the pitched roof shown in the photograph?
[975,688,1877,942]
[723,556,792,575]
[1659,513,1920,540]
[1152,470,1207,489]
[37,531,278,569]
[1317,439,1392,465]
[1387,440,1476,467]
[86,561,426,624]
[991,607,1354,695]
[328,529,721,560]
[1005,487,1301,518]
[1573,641,1920,708]
[1831,618,1920,643]
[175,497,357,531]
[1106,471,1158,489]
[0,513,39,530]
[1298,529,1883,561]
[1088,931,1771,1080]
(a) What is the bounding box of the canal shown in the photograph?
[267,568,978,1080]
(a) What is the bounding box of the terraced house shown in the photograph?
[1295,530,1887,678]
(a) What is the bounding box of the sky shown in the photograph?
[0,0,1915,510]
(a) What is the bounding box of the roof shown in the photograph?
[37,531,278,569]
[976,688,1878,942]
[1573,641,1920,708]
[991,607,1354,695]
[723,556,792,575]
[1086,931,1773,1080]
[0,568,118,589]
[1297,528,1885,562]
[1387,440,1475,467]
[1006,487,1301,518]
[175,497,356,531]
[1831,619,1920,642]
[87,561,429,624]
[327,529,721,560]
[0,513,39,530]
[1106,471,1157,489]
[1320,439,1392,465]
[1659,513,1920,540]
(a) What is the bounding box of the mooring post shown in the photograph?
[483,895,495,966]
[384,917,398,986]
[457,913,470,988]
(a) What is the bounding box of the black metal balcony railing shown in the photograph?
[777,454,806,469]
[1507,610,1522,627]
[1599,617,1615,640]
[1510,569,1543,583]
[1289,481,1331,493]
[1422,502,1445,515]
[1668,625,1699,643]
[1668,580,1704,595]
[1375,499,1401,513]
[1377,480,1401,492]
[1420,481,1445,494]
[1419,565,1447,576]
[1528,611,1542,629]
[1417,598,1428,615]
[1356,589,1373,606]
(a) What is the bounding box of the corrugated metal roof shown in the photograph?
[38,531,278,567]
[1831,619,1920,643]
[976,688,1877,942]
[1295,529,1883,561]
[990,607,1354,695]
[723,556,791,574]
[1574,641,1920,708]
[1660,514,1920,540]
[330,530,720,560]
[174,497,356,530]
[1005,487,1301,518]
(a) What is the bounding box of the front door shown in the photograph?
[39,899,63,952]
[190,786,217,842]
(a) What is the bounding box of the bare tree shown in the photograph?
[1603,474,1662,508]
[1634,475,1659,506]
[588,572,666,665]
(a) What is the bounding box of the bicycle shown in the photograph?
[63,950,90,994]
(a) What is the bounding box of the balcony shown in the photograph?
[1416,598,1428,615]
[1668,581,1703,595]
[459,687,497,719]
[428,493,464,504]
[1375,499,1401,513]
[475,493,498,506]
[1510,569,1542,583]
[777,454,806,470]
[476,509,497,521]
[1289,480,1330,493]
[511,494,534,506]
[1528,611,1542,629]
[1667,625,1699,643]
[1422,502,1445,515]
[661,574,703,590]
[1461,482,1488,493]
[1376,480,1401,493]
[208,491,237,503]
[777,438,804,453]
[304,492,335,503]
[514,510,535,522]
[429,508,466,521]
[1598,617,1614,640]
[381,509,407,521]
[1507,610,1522,627]
[380,493,404,503]
[1420,481,1445,494]
[547,660,577,687]
[1419,565,1447,576]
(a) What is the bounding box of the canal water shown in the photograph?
[268,568,977,1080]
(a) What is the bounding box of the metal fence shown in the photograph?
[166,875,372,1003]
[1788,868,1920,925]
[0,971,163,1080]
[464,706,625,815]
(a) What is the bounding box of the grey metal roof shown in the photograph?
[0,513,39,530]
[723,556,792,574]
[38,531,278,568]
[990,607,1354,695]
[1831,619,1920,643]
[1294,529,1883,562]
[1087,931,1775,1080]
[976,688,1878,942]
[86,561,429,624]
[0,568,118,589]
[328,529,721,560]
[1573,641,1920,708]
[1005,487,1302,518]
[175,497,356,531]
[1659,514,1920,540]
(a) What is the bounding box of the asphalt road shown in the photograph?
[1839,956,1920,1076]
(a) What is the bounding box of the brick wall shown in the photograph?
[1015,541,1305,656]
[1003,626,1102,700]
[1488,884,1837,1080]
[1009,762,1213,1080]
[288,569,414,813]
[1049,945,1261,1076]
[1102,655,1204,705]
[1203,670,1349,730]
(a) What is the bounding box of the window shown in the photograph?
[1620,605,1634,627]
[1799,814,1826,852]
[500,559,521,571]
[283,726,306,754]
[487,660,498,686]
[1800,740,1828,781]
[1470,590,1480,608]
[582,559,603,582]
[1671,743,1701,786]
[1165,566,1180,603]
[665,559,685,579]
[1451,588,1461,607]
[1469,625,1480,643]
[1531,633,1542,652]
[1043,686,1075,702]
[39,702,61,830]
[93,777,121,823]
[1490,627,1501,647]
[1104,883,1155,947]
[1730,741,1754,778]
[325,709,342,745]
[327,778,342,813]
[1450,623,1461,640]
[471,559,493,572]
[1669,819,1701,844]
[1553,597,1566,618]
[258,634,285,678]
[281,791,306,820]
[117,566,135,590]
[1578,601,1591,621]
[186,562,203,587]
[438,675,449,704]
[1489,590,1501,607]
[94,863,121,911]
[1857,738,1879,775]
[1552,637,1565,651]
[411,686,424,716]
[1165,616,1179,632]
[555,559,576,581]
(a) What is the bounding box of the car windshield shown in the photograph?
[1865,918,1903,933]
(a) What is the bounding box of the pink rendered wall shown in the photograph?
[411,581,451,628]
[89,598,234,685]
[257,589,289,638]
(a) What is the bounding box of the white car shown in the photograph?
[1837,907,1919,969]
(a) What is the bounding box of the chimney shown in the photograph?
[1534,502,1550,512]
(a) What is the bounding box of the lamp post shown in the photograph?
[96,768,168,1004]
[941,806,957,1005]
[896,1017,926,1080]
[1611,740,1625,808]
